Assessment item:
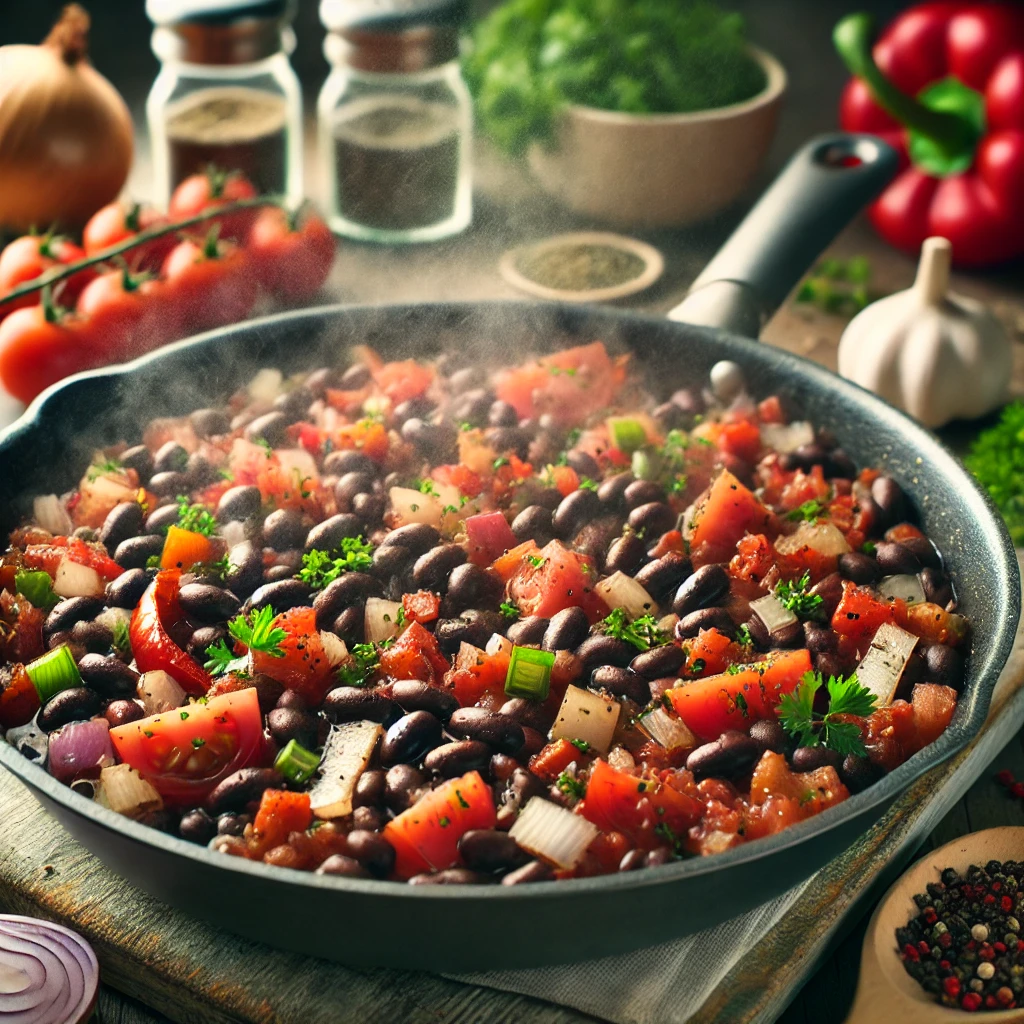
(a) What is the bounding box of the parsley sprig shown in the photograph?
[786,499,827,523]
[777,670,877,757]
[556,771,586,799]
[87,456,123,482]
[297,537,374,589]
[774,572,823,619]
[176,495,218,537]
[602,609,669,651]
[204,606,286,676]
[337,642,380,687]
[499,601,520,620]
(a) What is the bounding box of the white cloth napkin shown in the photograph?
[447,878,813,1024]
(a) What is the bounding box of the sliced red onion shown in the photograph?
[464,511,517,563]
[0,915,98,1024]
[47,719,114,783]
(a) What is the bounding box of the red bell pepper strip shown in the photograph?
[835,7,1024,266]
[129,569,212,695]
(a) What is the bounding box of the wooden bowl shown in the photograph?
[527,46,787,229]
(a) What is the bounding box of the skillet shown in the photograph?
[0,134,1017,971]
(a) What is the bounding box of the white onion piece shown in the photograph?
[877,574,926,606]
[32,494,72,536]
[759,420,814,454]
[48,720,113,783]
[389,486,443,528]
[607,745,636,772]
[0,915,98,1024]
[550,684,620,754]
[364,597,404,645]
[52,558,104,599]
[749,592,798,635]
[136,670,186,715]
[319,631,349,667]
[485,633,512,658]
[248,368,283,407]
[594,571,657,620]
[97,764,163,818]
[854,622,919,707]
[219,519,247,549]
[636,706,697,751]
[274,447,319,484]
[658,612,679,635]
[680,498,701,543]
[776,521,852,558]
[309,720,383,819]
[509,797,598,871]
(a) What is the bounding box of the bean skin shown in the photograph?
[322,687,399,725]
[332,606,364,646]
[346,830,396,877]
[114,534,164,570]
[317,855,371,879]
[409,868,492,886]
[77,654,139,698]
[748,718,787,754]
[575,635,634,675]
[809,572,845,618]
[511,505,555,547]
[267,707,318,749]
[312,572,382,629]
[206,768,282,814]
[324,449,375,478]
[597,473,634,510]
[501,860,555,885]
[144,503,181,536]
[920,568,953,607]
[38,688,103,732]
[590,665,648,704]
[923,643,964,690]
[566,450,600,479]
[413,543,467,592]
[178,583,240,623]
[838,552,881,584]
[623,479,665,510]
[45,597,106,637]
[444,563,503,615]
[628,502,676,539]
[353,769,387,809]
[215,485,262,524]
[189,408,230,438]
[245,411,288,447]
[391,680,460,721]
[106,569,151,609]
[245,579,312,614]
[840,755,884,793]
[542,606,590,652]
[448,708,525,755]
[505,615,548,647]
[901,536,941,571]
[619,849,647,872]
[424,740,492,778]
[604,533,648,576]
[305,514,363,553]
[686,731,760,780]
[499,698,553,734]
[458,830,528,873]
[153,441,189,475]
[380,711,443,766]
[384,765,427,812]
[187,625,226,661]
[630,644,686,680]
[675,607,734,640]
[874,541,921,576]
[149,471,191,497]
[263,509,307,551]
[635,552,692,601]
[104,699,145,728]
[119,445,153,483]
[791,746,842,772]
[224,541,263,598]
[673,564,729,617]
[179,809,217,845]
[803,621,838,655]
[871,476,907,529]
[100,502,144,551]
[433,617,492,656]
[378,523,440,556]
[552,489,601,539]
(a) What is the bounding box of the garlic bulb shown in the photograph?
[837,237,1011,429]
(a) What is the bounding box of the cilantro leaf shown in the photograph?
[777,670,876,757]
[734,623,753,648]
[499,601,520,620]
[87,456,123,482]
[786,499,827,523]
[601,608,669,651]
[774,572,824,619]
[176,495,217,537]
[203,639,245,677]
[111,617,131,658]
[826,673,877,718]
[228,606,287,657]
[296,537,374,589]
[578,477,598,491]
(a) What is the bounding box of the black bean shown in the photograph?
[114,534,164,570]
[217,812,251,836]
[350,806,384,834]
[379,523,440,556]
[748,718,787,754]
[333,360,369,389]
[380,711,442,766]
[272,386,313,423]
[499,698,553,734]
[245,411,288,447]
[486,427,531,460]
[635,552,692,601]
[433,616,491,656]
[871,476,907,529]
[630,644,686,680]
[542,606,590,652]
[628,502,676,540]
[673,563,729,617]
[327,606,361,647]
[444,563,502,615]
[305,514,363,554]
[597,473,634,510]
[262,564,294,583]
[590,665,648,704]
[552,489,601,540]
[70,619,113,653]
[770,620,805,649]
[451,388,493,426]
[266,707,318,749]
[424,739,492,778]
[874,541,921,576]
[177,808,217,845]
[105,699,144,728]
[448,707,525,755]
[502,860,555,885]
[321,686,397,725]
[119,444,154,483]
[901,536,941,571]
[148,471,191,497]
[384,764,427,812]
[177,583,240,624]
[334,472,376,511]
[187,625,226,661]
[838,552,881,584]
[565,450,600,479]
[45,597,105,637]
[458,830,528,873]
[781,443,829,473]
[216,486,262,523]
[803,621,838,655]
[353,493,386,528]
[675,607,734,640]
[671,387,705,418]
[37,688,102,733]
[105,568,151,609]
[353,769,387,809]
[923,643,964,690]
[261,508,306,551]
[189,408,230,438]
[402,418,456,461]
[624,480,665,510]
[144,503,181,535]
[791,746,842,772]
[100,502,144,552]
[313,854,369,878]
[505,615,548,647]
[619,849,648,872]
[153,441,189,475]
[312,572,381,629]
[826,449,856,479]
[245,579,312,614]
[207,768,282,814]
[686,731,760,780]
[920,568,954,607]
[186,453,218,488]
[604,533,648,576]
[446,365,483,392]
[509,506,553,548]
[413,544,467,592]
[387,680,457,722]
[345,829,396,877]
[485,400,518,427]
[409,868,492,886]
[810,572,845,617]
[744,614,771,651]
[224,541,263,598]
[575,634,634,675]
[840,754,884,793]
[77,653,139,698]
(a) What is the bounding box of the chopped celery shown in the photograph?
[25,645,82,703]
[504,646,554,700]
[274,739,322,784]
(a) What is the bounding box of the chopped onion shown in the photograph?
[877,574,926,606]
[636,705,697,751]
[594,571,657,620]
[680,495,703,543]
[364,597,404,645]
[750,592,798,635]
[0,915,99,1024]
[48,720,113,783]
[759,421,814,454]
[486,633,513,658]
[309,720,383,819]
[248,368,283,407]
[509,797,598,871]
[136,670,185,715]
[32,494,72,536]
[775,521,852,558]
[319,631,348,667]
[389,486,444,528]
[658,612,679,635]
[219,520,247,549]
[855,622,919,707]
[274,447,319,484]
[52,557,104,599]
[607,745,636,772]
[550,684,621,754]
[96,764,163,819]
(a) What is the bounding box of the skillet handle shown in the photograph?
[667,132,899,336]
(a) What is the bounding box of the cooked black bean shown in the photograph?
[207,768,282,814]
[511,505,554,546]
[187,625,226,661]
[153,441,189,475]
[38,688,102,732]
[217,812,251,836]
[744,614,771,651]
[334,361,369,389]
[100,502,144,551]
[458,830,528,873]
[518,726,547,760]
[384,764,427,812]
[402,418,456,460]
[686,731,760,780]
[874,541,921,576]
[809,572,845,617]
[185,453,218,487]
[332,474,376,516]
[70,619,113,653]
[349,806,383,833]
[45,596,105,636]
[630,644,686,680]
[486,427,531,460]
[604,532,648,576]
[781,442,829,473]
[189,407,230,438]
[267,707,318,749]
[106,568,151,609]
[413,543,467,592]
[144,503,181,535]
[148,471,191,497]
[178,808,217,844]
[770,620,804,649]
[217,485,262,523]
[328,606,362,647]
[119,444,154,483]
[312,572,381,628]
[673,563,729,617]
[262,508,307,551]
[619,849,648,872]
[390,680,460,722]
[353,769,387,809]
[803,621,838,655]
[791,746,842,772]
[224,541,263,598]
[323,686,399,725]
[871,476,907,528]
[380,711,443,766]
[838,551,881,584]
[502,860,555,885]
[552,488,601,539]
[77,654,139,698]
[451,387,493,426]
[826,448,856,479]
[596,473,634,510]
[840,754,884,793]
[623,479,665,510]
[590,665,648,704]
[104,699,144,729]
[565,450,600,479]
[748,718,787,754]
[324,448,375,478]
[409,868,491,885]
[575,634,634,674]
[263,564,295,583]
[628,501,676,539]
[505,615,548,647]
[342,830,394,878]
[178,583,240,623]
[424,739,492,778]
[923,643,964,690]
[499,698,552,734]
[433,616,491,656]
[315,854,370,878]
[305,513,363,554]
[813,651,846,681]
[448,708,525,755]
[378,523,440,556]
[245,411,288,447]
[352,492,386,527]
[920,568,954,607]
[444,563,503,615]
[635,552,692,600]
[245,578,312,614]
[900,536,941,571]
[486,400,519,428]
[273,385,313,423]
[114,533,164,569]
[675,607,734,640]
[542,606,590,652]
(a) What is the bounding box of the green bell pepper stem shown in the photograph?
[833,13,978,161]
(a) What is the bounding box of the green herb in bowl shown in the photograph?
[965,401,1024,546]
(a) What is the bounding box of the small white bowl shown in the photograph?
[527,46,787,229]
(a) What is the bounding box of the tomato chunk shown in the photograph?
[378,621,450,684]
[689,470,772,567]
[507,539,606,621]
[252,789,313,855]
[250,607,333,702]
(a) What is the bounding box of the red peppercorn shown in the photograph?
[943,977,961,997]
[939,933,953,948]
[993,881,1003,891]
[904,944,921,962]
[980,944,997,961]
[985,995,999,1009]
[1002,895,1014,911]
[1018,939,1024,952]
[1011,782,1024,799]
[918,940,932,955]
[962,992,983,1012]
[967,940,978,951]
[940,959,952,970]
[997,769,1015,787]
[924,908,938,924]
[995,941,1008,953]
[984,894,997,905]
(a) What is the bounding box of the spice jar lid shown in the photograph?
[149,0,295,64]
[328,25,460,72]
[147,0,293,27]
[320,0,467,32]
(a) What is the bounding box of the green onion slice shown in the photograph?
[608,417,647,454]
[14,570,59,611]
[25,645,82,703]
[274,739,322,784]
[504,646,555,700]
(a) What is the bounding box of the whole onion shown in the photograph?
[0,5,133,232]
[0,915,99,1024]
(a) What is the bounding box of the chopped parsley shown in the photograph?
[499,601,521,620]
[726,664,743,676]
[786,499,827,523]
[689,657,706,674]
[653,821,684,856]
[578,477,598,491]
[145,554,162,569]
[734,691,749,716]
[570,738,591,753]
[296,537,374,589]
[439,816,451,827]
[734,624,753,648]
[204,606,287,676]
[556,771,586,799]
[417,479,439,497]
[191,737,205,749]
[111,617,131,658]
[218,468,235,482]
[337,643,380,687]
[455,789,471,809]
[777,670,877,757]
[255,437,274,458]
[527,554,546,569]
[493,456,510,471]
[774,571,823,619]
[601,608,669,651]
[861,541,877,555]
[87,456,122,482]
[175,495,218,537]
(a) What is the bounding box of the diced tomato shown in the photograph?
[749,750,848,812]
[378,621,450,684]
[718,420,762,463]
[160,525,214,571]
[24,536,124,582]
[905,602,969,647]
[249,607,334,702]
[580,830,632,875]
[728,533,776,587]
[432,463,483,498]
[909,683,957,748]
[507,539,607,622]
[372,359,434,405]
[831,581,900,648]
[109,688,265,805]
[323,386,371,415]
[682,628,733,677]
[0,664,40,729]
[666,649,812,740]
[757,396,786,424]
[464,511,517,566]
[548,465,580,497]
[779,466,830,512]
[0,592,44,665]
[529,739,580,782]
[688,470,772,567]
[491,540,539,583]
[446,641,510,708]
[885,523,926,544]
[858,699,918,771]
[384,770,496,879]
[252,789,313,856]
[330,419,389,462]
[401,590,442,624]
[744,794,806,839]
[492,455,534,499]
[649,529,686,559]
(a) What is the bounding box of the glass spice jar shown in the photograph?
[146,0,303,208]
[318,0,472,243]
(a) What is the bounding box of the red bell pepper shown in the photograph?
[835,7,1024,266]
[129,569,212,695]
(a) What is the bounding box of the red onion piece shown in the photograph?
[464,511,517,563]
[0,915,98,1024]
[47,719,113,783]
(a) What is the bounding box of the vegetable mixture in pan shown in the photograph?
[0,341,968,882]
